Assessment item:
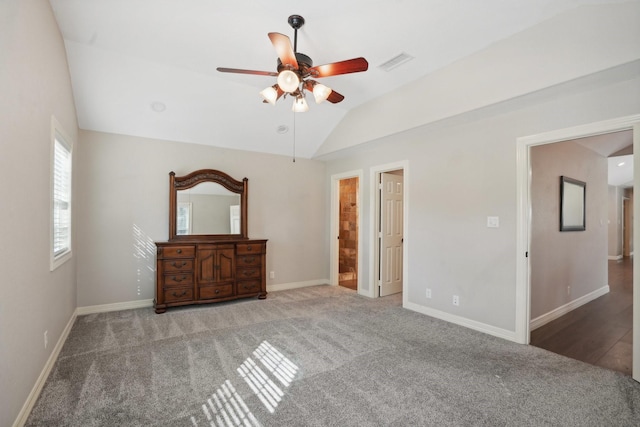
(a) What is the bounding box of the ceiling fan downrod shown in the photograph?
[288,15,305,53]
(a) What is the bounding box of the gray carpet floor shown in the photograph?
[26,285,640,426]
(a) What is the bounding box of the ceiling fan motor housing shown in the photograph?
[277,52,313,76]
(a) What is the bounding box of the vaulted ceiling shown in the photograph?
[49,0,634,158]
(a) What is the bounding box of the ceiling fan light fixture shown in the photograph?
[292,95,309,113]
[312,83,332,104]
[277,70,300,93]
[260,85,278,105]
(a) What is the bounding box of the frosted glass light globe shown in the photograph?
[260,86,278,105]
[277,70,300,93]
[312,84,331,103]
[292,96,309,113]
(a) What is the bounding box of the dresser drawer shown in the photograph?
[236,243,264,255]
[199,284,234,300]
[163,259,193,272]
[160,245,195,258]
[237,280,261,295]
[164,287,193,302]
[236,254,261,267]
[237,267,261,280]
[163,273,194,286]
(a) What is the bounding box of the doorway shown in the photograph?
[330,170,363,293]
[338,177,359,290]
[515,114,640,382]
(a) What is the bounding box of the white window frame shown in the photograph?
[176,201,192,235]
[50,116,73,271]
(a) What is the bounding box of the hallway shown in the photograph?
[530,257,633,376]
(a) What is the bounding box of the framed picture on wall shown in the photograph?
[560,176,586,231]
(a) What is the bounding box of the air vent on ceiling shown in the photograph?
[378,52,414,72]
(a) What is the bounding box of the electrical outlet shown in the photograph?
[269,271,275,279]
[426,288,432,298]
[44,330,48,349]
[452,295,460,306]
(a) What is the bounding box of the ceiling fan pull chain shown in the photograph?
[292,111,296,163]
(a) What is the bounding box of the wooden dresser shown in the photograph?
[155,239,267,313]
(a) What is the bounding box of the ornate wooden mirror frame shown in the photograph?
[168,169,248,241]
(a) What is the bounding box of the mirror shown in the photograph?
[560,176,586,232]
[169,169,248,240]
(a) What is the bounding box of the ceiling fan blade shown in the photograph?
[309,57,369,78]
[268,32,298,69]
[326,89,345,104]
[217,67,278,77]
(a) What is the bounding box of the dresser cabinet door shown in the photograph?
[197,244,235,300]
[218,248,235,282]
[197,247,217,285]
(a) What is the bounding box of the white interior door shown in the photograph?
[379,172,403,296]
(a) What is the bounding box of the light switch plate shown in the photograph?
[487,216,499,228]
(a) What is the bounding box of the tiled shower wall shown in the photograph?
[339,178,358,281]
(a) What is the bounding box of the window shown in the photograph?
[50,117,73,270]
[177,202,192,235]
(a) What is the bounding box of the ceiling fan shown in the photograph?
[217,15,369,112]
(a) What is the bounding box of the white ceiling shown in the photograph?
[49,0,625,158]
[608,154,634,187]
[574,130,634,187]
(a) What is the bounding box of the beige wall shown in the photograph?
[0,1,78,425]
[322,64,640,335]
[75,131,328,307]
[530,141,608,319]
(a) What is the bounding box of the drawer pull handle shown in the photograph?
[172,290,188,297]
[176,249,182,254]
[244,256,256,264]
[243,285,252,290]
[172,276,187,282]
[172,261,187,268]
[246,245,252,251]
[215,289,220,294]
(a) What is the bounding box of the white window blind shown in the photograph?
[51,128,72,267]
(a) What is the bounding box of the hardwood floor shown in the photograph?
[339,279,357,290]
[530,257,633,375]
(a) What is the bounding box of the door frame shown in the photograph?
[515,114,640,381]
[370,161,409,303]
[330,170,363,292]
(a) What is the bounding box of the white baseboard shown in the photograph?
[76,299,154,315]
[267,279,329,293]
[608,255,623,260]
[530,285,610,331]
[12,310,77,427]
[404,301,518,343]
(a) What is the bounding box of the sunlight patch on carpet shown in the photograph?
[191,340,299,425]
